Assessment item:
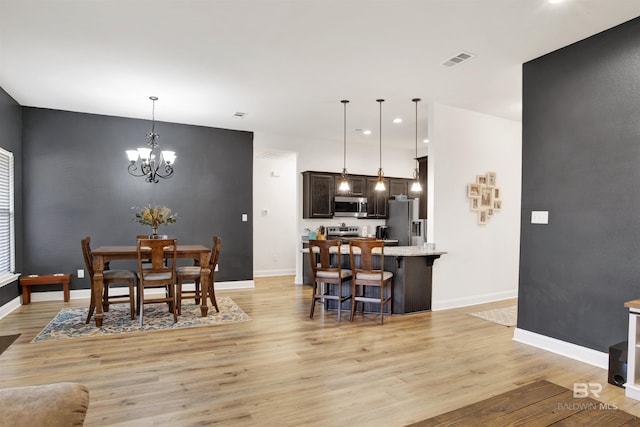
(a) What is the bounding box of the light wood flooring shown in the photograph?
[0,275,639,426]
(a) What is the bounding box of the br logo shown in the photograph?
[573,383,602,398]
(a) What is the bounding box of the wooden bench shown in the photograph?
[19,274,70,305]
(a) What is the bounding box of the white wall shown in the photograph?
[252,153,298,277]
[430,103,522,309]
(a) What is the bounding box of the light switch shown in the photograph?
[242,213,248,222]
[77,269,85,279]
[531,211,549,224]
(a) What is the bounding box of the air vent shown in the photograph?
[442,52,474,67]
[233,112,247,118]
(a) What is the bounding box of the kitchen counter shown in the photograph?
[301,245,445,314]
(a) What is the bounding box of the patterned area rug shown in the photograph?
[469,305,517,327]
[32,296,250,343]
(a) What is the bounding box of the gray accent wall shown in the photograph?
[0,88,23,306]
[519,17,640,352]
[20,107,253,293]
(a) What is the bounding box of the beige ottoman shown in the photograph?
[0,382,89,426]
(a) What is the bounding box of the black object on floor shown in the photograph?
[0,334,20,356]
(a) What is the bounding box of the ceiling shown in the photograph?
[1,0,639,151]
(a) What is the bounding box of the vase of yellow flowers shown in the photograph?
[133,205,177,238]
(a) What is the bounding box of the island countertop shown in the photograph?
[300,245,446,257]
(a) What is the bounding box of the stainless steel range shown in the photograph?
[325,225,360,238]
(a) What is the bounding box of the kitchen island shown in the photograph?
[301,245,445,314]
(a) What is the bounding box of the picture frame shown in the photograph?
[476,174,487,185]
[493,187,501,200]
[470,198,479,211]
[478,209,488,225]
[468,183,481,198]
[487,172,497,187]
[487,208,494,216]
[480,186,493,208]
[493,200,502,210]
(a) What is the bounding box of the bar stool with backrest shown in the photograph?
[176,235,221,315]
[81,236,137,323]
[308,239,352,321]
[136,238,178,326]
[348,239,393,325]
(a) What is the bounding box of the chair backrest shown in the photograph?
[80,236,94,278]
[349,239,385,273]
[308,239,342,275]
[209,236,222,275]
[137,238,177,283]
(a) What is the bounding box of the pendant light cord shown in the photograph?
[341,100,349,172]
[413,98,420,170]
[377,99,384,170]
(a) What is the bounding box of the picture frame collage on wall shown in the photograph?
[467,171,501,225]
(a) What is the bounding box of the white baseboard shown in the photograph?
[254,269,295,277]
[0,296,21,320]
[512,328,608,369]
[431,289,517,311]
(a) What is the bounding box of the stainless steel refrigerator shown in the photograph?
[386,199,426,246]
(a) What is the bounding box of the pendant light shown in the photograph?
[410,98,423,192]
[338,100,350,192]
[375,99,386,191]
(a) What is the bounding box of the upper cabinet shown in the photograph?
[389,178,409,198]
[334,175,366,197]
[418,156,428,219]
[302,172,334,218]
[366,177,390,219]
[302,171,423,219]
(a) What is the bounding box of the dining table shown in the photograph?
[91,244,212,327]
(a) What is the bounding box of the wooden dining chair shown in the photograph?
[308,239,352,321]
[136,238,178,326]
[81,236,137,323]
[176,236,221,315]
[348,239,393,325]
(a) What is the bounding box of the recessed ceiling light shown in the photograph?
[548,0,564,3]
[233,112,247,118]
[393,118,402,124]
[423,139,429,144]
[363,130,372,135]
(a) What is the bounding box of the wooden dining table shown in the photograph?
[91,244,212,327]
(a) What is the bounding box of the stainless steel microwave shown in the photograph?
[334,196,367,218]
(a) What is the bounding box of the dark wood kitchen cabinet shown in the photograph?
[334,174,366,197]
[418,156,428,219]
[302,172,335,218]
[366,177,390,218]
[389,178,409,198]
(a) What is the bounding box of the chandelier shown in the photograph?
[126,96,176,183]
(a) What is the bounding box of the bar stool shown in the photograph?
[348,239,393,325]
[308,239,352,321]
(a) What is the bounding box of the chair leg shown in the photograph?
[194,279,201,305]
[176,278,182,316]
[103,285,110,312]
[336,283,342,322]
[139,285,144,328]
[209,282,219,312]
[128,279,135,320]
[86,285,96,324]
[309,282,317,319]
[350,284,357,322]
[170,285,177,323]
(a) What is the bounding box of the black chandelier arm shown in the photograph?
[127,162,147,178]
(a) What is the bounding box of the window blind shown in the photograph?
[0,147,15,276]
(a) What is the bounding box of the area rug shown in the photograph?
[468,305,517,327]
[406,379,638,426]
[32,296,250,343]
[0,334,20,355]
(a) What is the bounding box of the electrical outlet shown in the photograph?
[77,269,85,279]
[215,265,219,272]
